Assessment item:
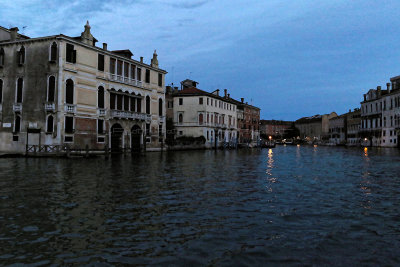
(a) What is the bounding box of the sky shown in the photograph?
[1,0,400,120]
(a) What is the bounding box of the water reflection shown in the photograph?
[1,147,400,266]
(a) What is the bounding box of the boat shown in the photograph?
[262,141,276,148]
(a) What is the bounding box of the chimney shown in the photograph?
[140,57,143,63]
[227,93,230,98]
[387,82,391,93]
[349,109,351,113]
[174,86,178,93]
[224,89,227,98]
[216,89,219,96]
[241,98,244,103]
[103,43,108,50]
[10,27,19,41]
[377,86,382,97]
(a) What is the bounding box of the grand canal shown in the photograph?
[0,146,399,265]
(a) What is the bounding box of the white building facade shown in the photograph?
[170,80,237,148]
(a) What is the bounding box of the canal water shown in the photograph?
[0,146,400,266]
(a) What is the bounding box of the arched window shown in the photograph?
[146,96,150,114]
[117,94,123,110]
[98,86,104,108]
[110,91,116,109]
[18,46,25,65]
[0,79,3,104]
[16,78,23,103]
[178,113,183,123]
[159,98,163,116]
[0,48,4,66]
[47,115,54,133]
[48,76,55,102]
[130,96,136,112]
[50,42,57,62]
[199,113,203,125]
[66,79,74,104]
[137,96,142,112]
[14,115,21,133]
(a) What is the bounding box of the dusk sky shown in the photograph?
[1,0,400,120]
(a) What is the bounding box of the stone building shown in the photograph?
[259,120,292,139]
[0,22,167,154]
[295,112,337,143]
[360,86,386,147]
[235,98,260,145]
[346,108,361,146]
[166,79,238,148]
[328,114,346,145]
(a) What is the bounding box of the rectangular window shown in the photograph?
[146,123,150,136]
[207,98,209,105]
[145,69,150,83]
[124,62,129,77]
[97,137,105,143]
[117,60,123,75]
[66,44,76,63]
[65,116,74,133]
[98,119,104,134]
[64,136,73,142]
[199,97,203,105]
[158,73,162,87]
[131,65,136,79]
[110,58,116,74]
[179,98,183,105]
[13,135,19,142]
[98,54,104,71]
[137,68,142,81]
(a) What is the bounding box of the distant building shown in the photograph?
[230,97,260,145]
[346,109,361,146]
[166,79,238,148]
[259,120,292,138]
[360,86,386,146]
[328,114,346,145]
[295,112,337,142]
[0,22,167,154]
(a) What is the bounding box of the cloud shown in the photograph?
[168,0,209,9]
[1,0,400,119]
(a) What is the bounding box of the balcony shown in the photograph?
[13,103,22,113]
[98,108,106,117]
[146,114,152,122]
[159,115,165,122]
[45,102,55,112]
[109,73,143,88]
[65,104,76,113]
[111,110,147,120]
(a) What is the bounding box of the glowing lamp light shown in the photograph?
[269,136,272,140]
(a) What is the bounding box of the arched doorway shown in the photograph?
[111,123,124,153]
[131,125,142,153]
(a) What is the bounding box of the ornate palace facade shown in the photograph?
[0,22,167,154]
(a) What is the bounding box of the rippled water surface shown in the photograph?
[1,146,400,266]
